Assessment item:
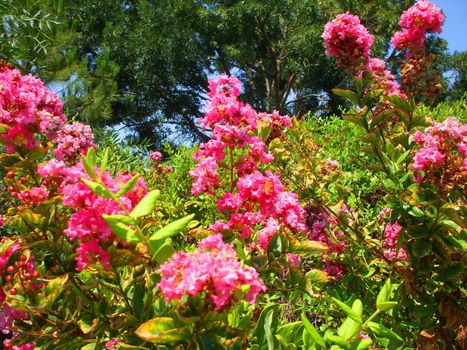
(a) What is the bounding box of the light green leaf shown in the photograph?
[367,321,402,341]
[131,190,160,218]
[135,317,189,344]
[301,313,325,348]
[116,174,140,197]
[103,215,144,244]
[332,298,362,324]
[99,148,110,175]
[81,178,113,198]
[148,214,194,255]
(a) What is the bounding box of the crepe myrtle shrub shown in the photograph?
[323,1,466,347]
[0,61,408,349]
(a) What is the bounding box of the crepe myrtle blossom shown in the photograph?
[322,12,374,71]
[158,234,266,311]
[191,75,304,250]
[391,0,444,50]
[0,63,66,152]
[149,151,163,161]
[37,159,147,271]
[382,221,407,263]
[53,122,94,163]
[412,117,467,187]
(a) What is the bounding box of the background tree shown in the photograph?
[0,0,120,126]
[66,0,419,145]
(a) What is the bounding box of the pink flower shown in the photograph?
[384,221,402,247]
[3,339,35,350]
[158,234,266,311]
[257,218,280,251]
[286,253,301,268]
[53,122,94,163]
[399,0,444,33]
[105,338,119,350]
[391,0,444,50]
[0,65,66,152]
[383,248,408,264]
[322,13,374,70]
[59,161,147,271]
[149,151,162,161]
[13,185,49,206]
[411,118,467,186]
[378,207,393,222]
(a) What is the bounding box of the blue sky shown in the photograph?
[432,0,467,52]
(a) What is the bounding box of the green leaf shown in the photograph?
[45,274,69,307]
[367,321,402,341]
[148,214,194,255]
[131,190,160,218]
[408,206,425,218]
[332,88,359,104]
[332,298,362,324]
[135,317,189,344]
[438,262,463,282]
[412,239,432,258]
[376,279,397,312]
[343,114,367,129]
[386,94,413,113]
[338,299,363,340]
[80,344,96,350]
[0,123,9,133]
[99,148,110,175]
[81,178,114,198]
[377,301,398,312]
[276,321,303,345]
[301,313,325,348]
[252,304,279,348]
[289,240,328,255]
[376,279,391,307]
[116,174,140,197]
[349,339,373,350]
[305,269,330,284]
[83,148,97,180]
[264,307,276,350]
[103,215,144,244]
[325,333,350,348]
[152,240,176,264]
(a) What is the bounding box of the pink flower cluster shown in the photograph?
[322,13,374,71]
[0,64,66,152]
[39,159,147,271]
[12,185,49,206]
[190,75,305,250]
[305,205,348,278]
[391,0,445,50]
[149,151,162,161]
[53,122,94,163]
[382,221,407,263]
[3,339,34,350]
[366,58,405,97]
[323,14,404,97]
[158,234,266,311]
[412,117,467,186]
[0,240,38,348]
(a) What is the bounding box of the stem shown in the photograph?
[112,264,133,312]
[363,309,381,328]
[230,147,235,193]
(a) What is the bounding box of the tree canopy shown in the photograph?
[2,0,464,146]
